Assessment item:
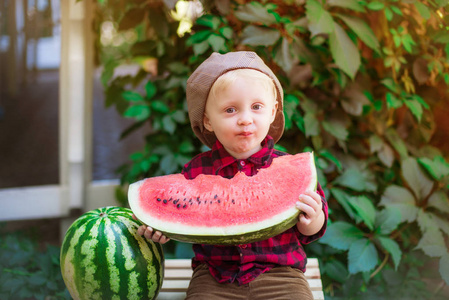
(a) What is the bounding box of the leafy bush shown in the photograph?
[0,230,70,299]
[93,0,449,298]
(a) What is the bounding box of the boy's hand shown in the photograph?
[295,190,325,236]
[133,214,170,244]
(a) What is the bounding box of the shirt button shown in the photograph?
[240,160,246,166]
[240,253,243,257]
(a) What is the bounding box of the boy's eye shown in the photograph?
[225,108,235,113]
[252,104,262,110]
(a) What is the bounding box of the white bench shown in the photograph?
[157,258,324,300]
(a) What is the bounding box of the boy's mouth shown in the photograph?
[238,131,253,137]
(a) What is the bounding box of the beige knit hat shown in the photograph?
[186,51,285,148]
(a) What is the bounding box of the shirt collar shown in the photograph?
[210,136,275,172]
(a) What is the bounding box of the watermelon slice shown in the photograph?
[128,152,317,245]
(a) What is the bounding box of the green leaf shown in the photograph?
[274,37,294,72]
[187,30,212,44]
[234,2,276,25]
[122,91,144,102]
[28,272,47,286]
[319,221,365,250]
[348,196,376,230]
[160,153,177,174]
[329,23,360,79]
[369,135,383,153]
[219,27,233,39]
[208,34,226,52]
[145,81,157,99]
[428,191,449,214]
[124,105,151,121]
[193,40,210,56]
[417,209,441,234]
[336,14,380,54]
[171,110,186,123]
[418,156,449,181]
[319,149,343,171]
[386,92,403,109]
[328,0,365,12]
[322,118,349,140]
[151,101,170,113]
[381,78,401,93]
[380,185,418,223]
[331,188,360,222]
[378,236,402,270]
[179,141,195,153]
[333,168,377,192]
[162,115,176,134]
[433,214,449,236]
[385,128,409,160]
[304,112,320,137]
[367,1,385,10]
[415,228,446,257]
[404,98,423,122]
[167,62,190,75]
[414,1,431,20]
[375,207,402,235]
[196,14,221,30]
[384,7,393,21]
[324,259,350,283]
[401,157,434,202]
[348,238,378,274]
[306,0,335,35]
[240,25,280,46]
[440,254,449,286]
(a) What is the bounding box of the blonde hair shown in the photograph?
[207,69,277,104]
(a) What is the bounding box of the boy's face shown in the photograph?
[203,76,278,159]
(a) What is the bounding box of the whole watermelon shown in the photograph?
[60,206,164,300]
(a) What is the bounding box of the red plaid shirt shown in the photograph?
[182,136,328,285]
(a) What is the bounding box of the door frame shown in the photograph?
[0,0,119,222]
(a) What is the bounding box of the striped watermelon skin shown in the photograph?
[60,206,164,300]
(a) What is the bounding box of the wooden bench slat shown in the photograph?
[159,258,324,299]
[158,291,325,300]
[161,280,190,291]
[164,269,193,279]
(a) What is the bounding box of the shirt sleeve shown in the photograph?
[297,182,328,245]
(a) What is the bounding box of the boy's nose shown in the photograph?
[237,111,253,125]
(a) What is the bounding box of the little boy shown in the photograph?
[137,51,328,299]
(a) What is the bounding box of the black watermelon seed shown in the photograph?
[232,199,235,204]
[218,200,221,203]
[177,204,181,208]
[163,199,168,204]
[197,197,200,201]
[183,204,187,209]
[157,198,161,202]
[214,195,218,199]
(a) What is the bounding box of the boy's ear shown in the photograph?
[270,101,278,124]
[203,114,213,132]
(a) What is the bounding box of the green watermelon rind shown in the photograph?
[159,211,300,245]
[129,152,318,245]
[60,206,164,300]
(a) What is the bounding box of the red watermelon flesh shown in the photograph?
[128,152,317,245]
